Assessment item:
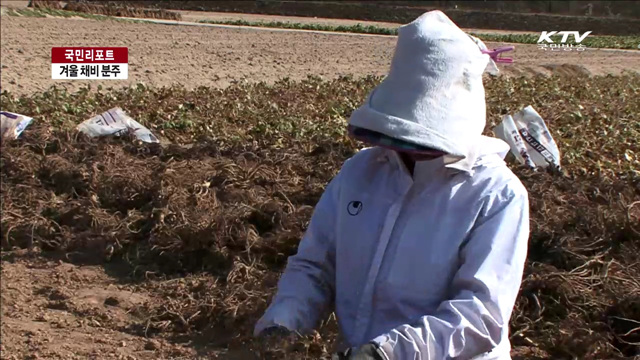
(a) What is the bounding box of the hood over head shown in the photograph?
[348,10,506,173]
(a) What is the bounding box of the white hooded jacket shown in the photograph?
[254,11,530,360]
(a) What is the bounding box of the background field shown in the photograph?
[91,0,640,35]
[1,1,639,359]
[2,13,639,97]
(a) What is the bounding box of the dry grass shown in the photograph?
[28,0,62,10]
[1,74,639,358]
[62,1,181,21]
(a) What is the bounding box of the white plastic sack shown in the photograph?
[77,107,159,143]
[1,111,33,140]
[493,114,536,168]
[493,105,561,169]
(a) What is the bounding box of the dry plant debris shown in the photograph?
[1,74,639,358]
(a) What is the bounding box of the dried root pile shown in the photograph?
[1,75,638,358]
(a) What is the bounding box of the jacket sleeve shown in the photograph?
[372,181,530,360]
[253,171,341,336]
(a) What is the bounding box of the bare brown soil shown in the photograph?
[1,15,639,97]
[1,251,193,359]
[0,1,30,7]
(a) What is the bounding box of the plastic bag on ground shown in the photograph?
[493,105,561,169]
[493,114,536,168]
[1,111,34,141]
[77,107,159,143]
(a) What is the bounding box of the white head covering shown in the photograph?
[468,34,501,76]
[348,10,494,163]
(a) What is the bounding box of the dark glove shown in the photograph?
[259,325,292,338]
[332,343,387,360]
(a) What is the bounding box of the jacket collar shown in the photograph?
[380,136,511,179]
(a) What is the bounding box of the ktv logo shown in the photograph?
[537,31,592,44]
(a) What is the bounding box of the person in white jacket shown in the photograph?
[254,10,530,360]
